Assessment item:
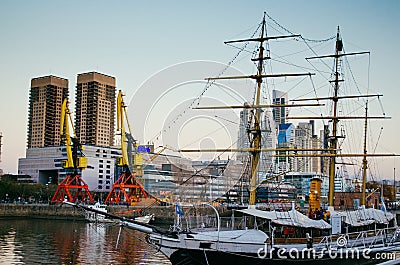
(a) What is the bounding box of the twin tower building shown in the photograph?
[27,72,116,149]
[19,72,120,192]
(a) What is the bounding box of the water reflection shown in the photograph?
[0,219,170,264]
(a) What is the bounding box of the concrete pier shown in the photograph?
[0,203,229,224]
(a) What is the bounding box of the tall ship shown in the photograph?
[69,12,400,264]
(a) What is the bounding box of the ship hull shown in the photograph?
[147,225,398,265]
[168,248,389,265]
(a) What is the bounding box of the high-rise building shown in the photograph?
[293,121,321,173]
[260,110,274,174]
[237,103,250,163]
[237,104,275,175]
[20,72,118,190]
[294,122,313,172]
[320,125,330,175]
[310,136,321,173]
[27,76,69,148]
[75,72,116,147]
[272,90,288,127]
[276,123,294,173]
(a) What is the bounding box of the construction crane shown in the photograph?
[105,90,148,205]
[51,99,94,204]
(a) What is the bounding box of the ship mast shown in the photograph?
[203,13,311,206]
[361,102,369,205]
[248,14,266,206]
[185,15,397,207]
[328,27,342,207]
[300,27,387,206]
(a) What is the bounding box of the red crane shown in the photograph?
[105,90,148,205]
[51,99,94,204]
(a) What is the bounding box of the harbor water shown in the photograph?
[0,218,171,265]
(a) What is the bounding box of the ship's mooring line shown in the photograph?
[203,249,210,265]
[115,224,123,250]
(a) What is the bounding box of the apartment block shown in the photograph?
[27,76,69,148]
[75,72,116,147]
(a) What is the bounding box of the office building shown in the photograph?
[237,104,274,175]
[276,123,294,172]
[272,89,288,127]
[237,103,250,163]
[260,110,275,174]
[293,120,321,174]
[18,145,120,192]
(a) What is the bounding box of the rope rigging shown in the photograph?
[265,12,336,43]
[149,23,262,143]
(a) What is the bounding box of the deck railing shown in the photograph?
[314,227,400,250]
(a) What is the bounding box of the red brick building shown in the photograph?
[334,192,380,210]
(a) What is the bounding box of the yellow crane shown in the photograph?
[105,90,148,205]
[51,99,93,204]
[59,99,87,170]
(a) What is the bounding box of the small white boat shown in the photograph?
[85,202,155,224]
[134,214,155,224]
[85,202,110,222]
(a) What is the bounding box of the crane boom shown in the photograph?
[117,90,129,166]
[117,90,144,174]
[60,99,87,170]
[60,99,74,168]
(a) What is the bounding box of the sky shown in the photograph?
[0,0,399,180]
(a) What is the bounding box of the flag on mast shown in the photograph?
[381,186,387,212]
[175,203,184,216]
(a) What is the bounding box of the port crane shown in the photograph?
[51,99,94,204]
[105,90,148,205]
